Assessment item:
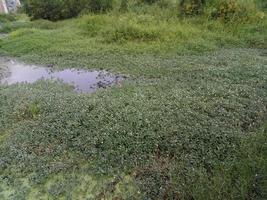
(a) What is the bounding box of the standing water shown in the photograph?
[0,58,123,93]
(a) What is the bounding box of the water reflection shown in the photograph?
[0,59,123,93]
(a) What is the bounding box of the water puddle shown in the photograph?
[0,58,123,93]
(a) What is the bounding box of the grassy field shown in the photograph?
[0,3,267,199]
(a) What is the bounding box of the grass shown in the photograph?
[0,7,266,200]
[0,12,266,67]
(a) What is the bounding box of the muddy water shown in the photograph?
[0,58,123,93]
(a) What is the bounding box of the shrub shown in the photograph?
[88,0,113,13]
[0,14,16,23]
[141,0,161,4]
[119,0,129,12]
[101,16,162,43]
[24,0,113,21]
[256,0,267,11]
[179,0,206,16]
[0,23,12,33]
[210,0,257,22]
[24,0,81,21]
[104,23,160,43]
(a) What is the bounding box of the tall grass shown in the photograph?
[0,11,266,59]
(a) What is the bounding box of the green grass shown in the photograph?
[0,10,267,200]
[0,13,266,66]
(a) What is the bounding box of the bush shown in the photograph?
[179,0,206,16]
[211,0,258,22]
[88,0,113,13]
[119,0,129,12]
[24,0,82,21]
[141,0,161,4]
[24,0,114,21]
[104,22,161,43]
[0,14,16,23]
[84,14,163,43]
[256,0,267,11]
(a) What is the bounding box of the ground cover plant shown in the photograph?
[0,0,267,199]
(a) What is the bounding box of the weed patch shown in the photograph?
[0,49,266,199]
[0,4,266,199]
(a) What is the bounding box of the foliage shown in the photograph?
[0,47,267,199]
[102,17,162,43]
[141,0,161,4]
[0,14,16,23]
[179,0,206,16]
[24,0,76,21]
[23,0,113,21]
[210,0,255,22]
[258,0,267,11]
[0,1,266,199]
[0,12,266,55]
[120,0,129,12]
[87,0,114,13]
[22,0,266,21]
